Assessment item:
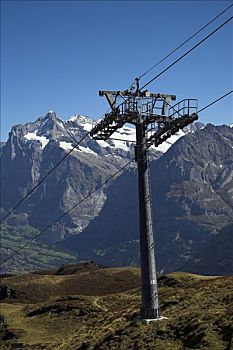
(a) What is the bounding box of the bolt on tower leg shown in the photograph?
[135,122,160,320]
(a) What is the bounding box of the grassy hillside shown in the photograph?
[0,263,232,349]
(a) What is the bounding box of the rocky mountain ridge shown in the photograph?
[62,123,233,274]
[1,111,136,237]
[1,111,232,274]
[0,111,203,235]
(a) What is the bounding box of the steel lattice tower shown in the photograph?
[90,79,198,320]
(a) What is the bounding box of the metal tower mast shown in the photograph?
[90,79,198,320]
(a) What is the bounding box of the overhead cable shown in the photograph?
[138,4,233,80]
[140,16,233,90]
[197,90,233,113]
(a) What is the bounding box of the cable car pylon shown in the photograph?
[90,78,198,321]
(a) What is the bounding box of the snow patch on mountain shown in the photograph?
[25,131,49,149]
[115,125,135,138]
[78,145,97,156]
[59,141,97,156]
[109,139,130,152]
[59,141,74,151]
[68,115,94,132]
[96,140,110,148]
[57,120,65,128]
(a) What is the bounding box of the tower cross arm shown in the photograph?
[141,92,176,101]
[147,113,198,148]
[99,90,176,100]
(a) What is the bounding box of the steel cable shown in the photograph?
[140,16,233,90]
[138,4,233,81]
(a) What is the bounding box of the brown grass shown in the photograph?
[0,264,232,349]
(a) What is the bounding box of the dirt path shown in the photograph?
[93,297,108,312]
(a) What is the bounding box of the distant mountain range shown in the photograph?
[0,111,232,274]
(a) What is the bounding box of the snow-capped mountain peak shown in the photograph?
[20,111,206,156]
[68,114,95,132]
[24,130,49,149]
[69,114,89,122]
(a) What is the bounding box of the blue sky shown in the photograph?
[1,0,233,141]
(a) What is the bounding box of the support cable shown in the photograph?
[0,159,134,267]
[140,16,233,90]
[138,4,233,81]
[110,16,233,116]
[197,90,233,113]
